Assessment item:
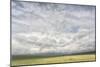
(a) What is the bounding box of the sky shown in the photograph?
[12,1,96,56]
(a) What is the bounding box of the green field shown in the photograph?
[11,53,96,66]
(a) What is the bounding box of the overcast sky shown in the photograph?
[12,1,96,55]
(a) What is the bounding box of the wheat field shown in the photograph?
[11,54,96,66]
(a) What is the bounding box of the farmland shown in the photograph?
[11,53,96,66]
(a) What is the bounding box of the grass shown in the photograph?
[11,53,96,66]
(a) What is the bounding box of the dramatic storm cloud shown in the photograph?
[12,1,96,55]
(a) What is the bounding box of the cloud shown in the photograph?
[12,29,95,55]
[12,1,96,56]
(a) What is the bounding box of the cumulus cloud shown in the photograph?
[12,1,96,55]
[12,29,95,55]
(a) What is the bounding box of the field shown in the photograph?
[11,53,96,66]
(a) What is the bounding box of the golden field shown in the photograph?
[11,54,96,66]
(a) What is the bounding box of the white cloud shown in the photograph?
[12,1,95,55]
[12,29,95,55]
